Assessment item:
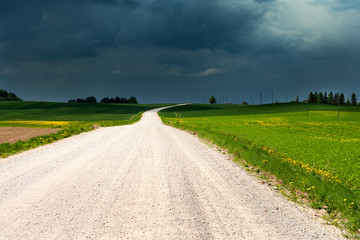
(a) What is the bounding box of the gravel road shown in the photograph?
[0,106,344,239]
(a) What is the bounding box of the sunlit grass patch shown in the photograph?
[159,103,360,235]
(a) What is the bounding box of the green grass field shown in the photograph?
[0,101,169,122]
[160,103,360,234]
[0,101,169,158]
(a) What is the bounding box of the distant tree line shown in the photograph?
[68,96,138,104]
[307,91,357,106]
[0,89,22,101]
[68,96,97,103]
[208,96,249,105]
[100,96,138,104]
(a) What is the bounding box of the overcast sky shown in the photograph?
[1,0,360,103]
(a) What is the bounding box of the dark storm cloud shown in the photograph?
[0,0,267,60]
[1,0,360,103]
[79,0,140,8]
[0,0,121,60]
[253,0,275,3]
[130,0,263,52]
[1,0,360,60]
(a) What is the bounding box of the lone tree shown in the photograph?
[209,96,216,104]
[351,93,357,105]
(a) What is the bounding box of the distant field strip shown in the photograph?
[0,102,170,158]
[159,103,360,233]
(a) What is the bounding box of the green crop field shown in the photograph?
[160,103,360,234]
[0,101,169,122]
[0,101,170,158]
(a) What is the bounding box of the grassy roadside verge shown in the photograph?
[0,115,141,158]
[0,102,170,158]
[159,103,360,237]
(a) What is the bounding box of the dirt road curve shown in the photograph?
[0,106,343,239]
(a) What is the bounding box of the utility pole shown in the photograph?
[260,92,262,105]
[272,90,274,104]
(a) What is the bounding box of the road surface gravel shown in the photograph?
[0,106,344,239]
